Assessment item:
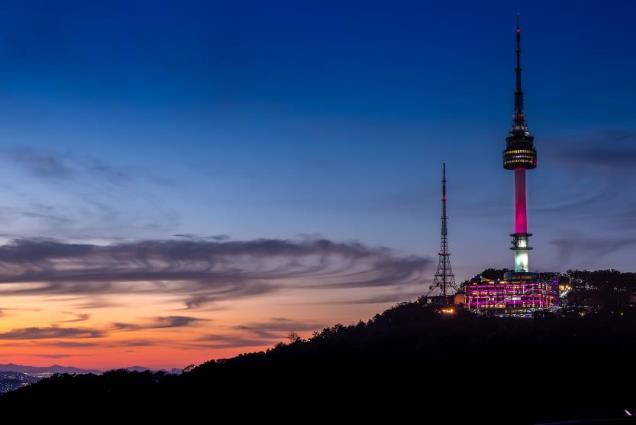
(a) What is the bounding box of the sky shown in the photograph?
[0,0,633,369]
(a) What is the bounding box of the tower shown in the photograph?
[432,162,455,297]
[503,17,537,274]
[464,18,558,314]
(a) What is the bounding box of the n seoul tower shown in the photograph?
[465,18,558,314]
[502,17,537,274]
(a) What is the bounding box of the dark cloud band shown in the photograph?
[0,238,431,308]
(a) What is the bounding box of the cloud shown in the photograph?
[0,237,432,308]
[0,146,179,242]
[549,130,636,169]
[0,326,103,340]
[191,318,325,349]
[566,147,636,168]
[1,146,71,177]
[551,236,636,266]
[0,144,175,188]
[73,298,119,310]
[538,130,636,233]
[59,313,91,323]
[113,316,206,331]
[535,183,618,214]
[111,339,155,347]
[34,353,82,359]
[43,339,157,348]
[173,234,231,241]
[195,334,278,349]
[235,317,324,339]
[44,341,99,348]
[343,290,425,304]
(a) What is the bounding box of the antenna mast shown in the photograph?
[432,162,456,298]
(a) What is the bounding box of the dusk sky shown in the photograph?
[0,0,633,369]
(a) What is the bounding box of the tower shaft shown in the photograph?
[514,169,527,234]
[513,169,529,272]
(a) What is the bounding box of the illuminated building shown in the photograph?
[465,18,558,315]
[465,277,558,313]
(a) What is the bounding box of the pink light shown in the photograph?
[514,168,527,234]
[465,280,559,311]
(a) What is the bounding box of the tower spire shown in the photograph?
[514,14,525,127]
[432,162,456,299]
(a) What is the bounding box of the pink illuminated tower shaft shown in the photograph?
[514,168,527,234]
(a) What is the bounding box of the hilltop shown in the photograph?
[1,269,635,422]
[2,297,636,423]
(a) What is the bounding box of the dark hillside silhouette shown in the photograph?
[3,270,636,423]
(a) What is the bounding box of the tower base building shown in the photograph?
[465,274,559,316]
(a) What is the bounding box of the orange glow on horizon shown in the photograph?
[0,285,413,370]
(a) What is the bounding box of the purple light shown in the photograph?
[466,279,559,311]
[514,168,527,234]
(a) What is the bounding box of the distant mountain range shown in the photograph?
[0,364,181,394]
[0,363,182,377]
[125,365,182,374]
[0,363,99,376]
[0,364,100,393]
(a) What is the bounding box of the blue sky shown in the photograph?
[0,0,633,281]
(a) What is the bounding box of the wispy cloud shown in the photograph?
[342,289,425,304]
[195,334,276,349]
[43,341,99,348]
[191,318,324,349]
[59,313,91,323]
[235,317,323,339]
[0,237,432,308]
[0,145,180,241]
[42,339,157,349]
[0,326,103,340]
[549,130,636,169]
[0,145,173,186]
[2,146,71,177]
[113,316,207,331]
[539,129,636,238]
[551,236,636,267]
[34,353,84,359]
